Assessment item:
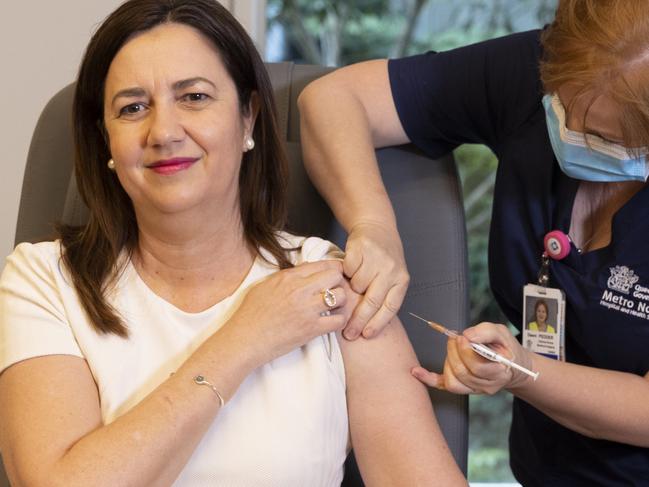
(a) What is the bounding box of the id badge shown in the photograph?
[522,284,566,361]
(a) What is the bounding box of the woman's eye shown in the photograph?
[119,103,146,117]
[183,93,209,103]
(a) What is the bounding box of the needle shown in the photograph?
[409,312,460,338]
[408,312,539,381]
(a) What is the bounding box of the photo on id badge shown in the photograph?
[523,284,565,361]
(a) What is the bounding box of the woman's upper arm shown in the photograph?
[338,307,466,486]
[0,244,98,484]
[0,355,102,486]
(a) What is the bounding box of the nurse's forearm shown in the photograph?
[511,354,649,446]
[298,60,405,232]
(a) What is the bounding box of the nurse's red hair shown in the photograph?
[540,0,649,148]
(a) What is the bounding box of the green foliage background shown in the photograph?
[267,0,557,481]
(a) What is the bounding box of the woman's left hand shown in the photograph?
[412,322,535,395]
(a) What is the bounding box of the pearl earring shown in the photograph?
[107,159,116,170]
[244,136,255,151]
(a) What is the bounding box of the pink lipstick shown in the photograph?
[147,157,198,175]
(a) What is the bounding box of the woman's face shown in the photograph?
[535,303,548,324]
[103,22,255,220]
[558,83,625,145]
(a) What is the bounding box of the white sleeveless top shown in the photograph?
[0,233,349,486]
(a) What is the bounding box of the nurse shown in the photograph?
[298,0,649,484]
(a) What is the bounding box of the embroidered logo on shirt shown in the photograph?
[600,266,649,319]
[607,266,639,294]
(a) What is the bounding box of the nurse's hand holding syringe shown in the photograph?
[409,312,539,381]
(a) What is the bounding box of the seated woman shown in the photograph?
[0,0,465,485]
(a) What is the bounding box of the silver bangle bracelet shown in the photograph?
[193,375,225,408]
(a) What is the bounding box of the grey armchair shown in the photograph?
[6,62,469,486]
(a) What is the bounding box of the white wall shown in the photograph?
[0,0,265,262]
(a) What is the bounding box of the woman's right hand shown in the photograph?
[225,259,348,366]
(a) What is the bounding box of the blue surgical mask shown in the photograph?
[542,93,649,182]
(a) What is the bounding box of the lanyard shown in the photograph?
[525,230,568,361]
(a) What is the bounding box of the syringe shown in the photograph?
[408,312,539,381]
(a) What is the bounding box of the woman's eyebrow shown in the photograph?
[173,77,216,91]
[111,87,146,105]
[110,77,217,105]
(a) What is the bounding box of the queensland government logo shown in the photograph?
[607,266,639,294]
[600,266,649,319]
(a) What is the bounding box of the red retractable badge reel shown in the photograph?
[543,230,571,260]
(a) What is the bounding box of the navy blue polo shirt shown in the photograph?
[389,30,649,485]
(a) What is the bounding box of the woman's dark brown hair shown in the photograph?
[61,0,289,336]
[540,0,649,149]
